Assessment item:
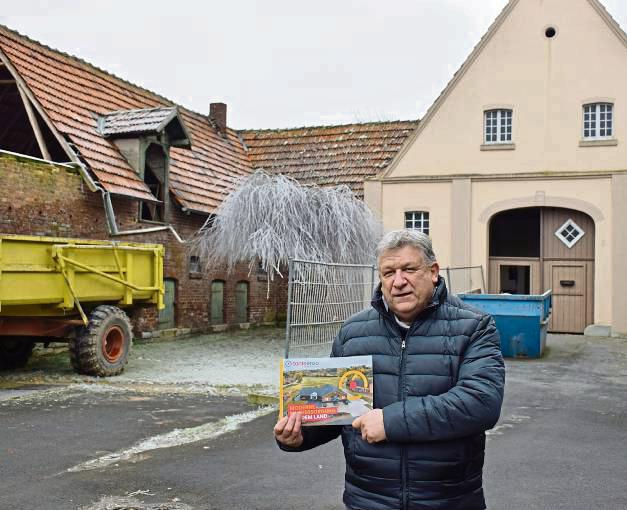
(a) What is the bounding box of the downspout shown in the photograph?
[72,157,185,243]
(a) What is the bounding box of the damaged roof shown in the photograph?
[98,107,191,146]
[240,120,418,198]
[0,24,417,213]
[0,24,252,213]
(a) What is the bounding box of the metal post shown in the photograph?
[284,258,295,359]
[480,265,486,294]
[370,264,376,294]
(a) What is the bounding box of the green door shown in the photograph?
[211,280,224,324]
[159,279,176,329]
[235,281,249,323]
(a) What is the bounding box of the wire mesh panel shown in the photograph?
[285,259,376,358]
[443,266,485,295]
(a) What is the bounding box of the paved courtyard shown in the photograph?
[0,327,626,509]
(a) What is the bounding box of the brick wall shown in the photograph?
[0,152,287,335]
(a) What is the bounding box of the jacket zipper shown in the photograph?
[400,335,408,510]
[397,305,437,510]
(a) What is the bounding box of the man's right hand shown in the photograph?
[274,412,304,448]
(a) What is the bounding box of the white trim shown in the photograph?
[0,149,74,168]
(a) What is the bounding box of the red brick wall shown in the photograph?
[0,152,287,335]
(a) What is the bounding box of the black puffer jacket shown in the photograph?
[280,277,505,510]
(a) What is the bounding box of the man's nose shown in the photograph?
[392,270,406,287]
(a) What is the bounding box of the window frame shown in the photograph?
[484,109,513,145]
[582,102,614,140]
[404,211,430,236]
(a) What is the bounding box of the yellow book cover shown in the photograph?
[279,356,373,426]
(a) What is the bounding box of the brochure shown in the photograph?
[279,355,374,426]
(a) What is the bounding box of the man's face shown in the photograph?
[378,245,439,324]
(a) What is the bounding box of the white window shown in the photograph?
[405,211,429,235]
[555,219,585,249]
[583,103,613,139]
[484,109,512,144]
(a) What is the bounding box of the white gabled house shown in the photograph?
[365,0,627,335]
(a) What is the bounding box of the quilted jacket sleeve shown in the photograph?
[382,314,505,443]
[277,333,344,452]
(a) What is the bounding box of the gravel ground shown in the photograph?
[0,326,288,393]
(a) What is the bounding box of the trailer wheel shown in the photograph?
[70,305,133,376]
[0,338,35,370]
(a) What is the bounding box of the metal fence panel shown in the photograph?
[285,262,484,358]
[285,259,376,358]
[442,266,485,295]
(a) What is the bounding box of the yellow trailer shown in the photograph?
[0,235,164,376]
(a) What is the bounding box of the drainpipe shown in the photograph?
[71,158,185,243]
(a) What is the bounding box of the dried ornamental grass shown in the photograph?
[191,170,383,280]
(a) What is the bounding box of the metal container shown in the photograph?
[457,290,552,358]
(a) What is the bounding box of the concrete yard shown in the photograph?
[0,328,626,509]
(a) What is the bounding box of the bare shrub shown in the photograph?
[190,170,383,280]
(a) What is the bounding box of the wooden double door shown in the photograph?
[489,207,594,333]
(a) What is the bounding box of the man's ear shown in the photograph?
[430,262,440,284]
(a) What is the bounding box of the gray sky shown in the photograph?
[1,1,625,129]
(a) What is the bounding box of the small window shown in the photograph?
[583,103,613,139]
[405,211,429,235]
[484,109,512,144]
[189,255,201,273]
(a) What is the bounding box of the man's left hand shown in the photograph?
[352,409,386,444]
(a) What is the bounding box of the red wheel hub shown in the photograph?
[102,326,124,363]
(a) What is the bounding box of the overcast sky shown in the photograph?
[1,1,626,129]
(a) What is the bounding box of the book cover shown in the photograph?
[279,356,374,426]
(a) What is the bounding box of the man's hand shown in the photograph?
[352,409,386,444]
[274,412,304,448]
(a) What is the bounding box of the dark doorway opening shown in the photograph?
[490,207,540,257]
[499,265,530,294]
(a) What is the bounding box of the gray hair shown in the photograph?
[375,229,437,266]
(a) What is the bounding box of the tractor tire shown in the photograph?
[0,338,35,370]
[70,305,133,377]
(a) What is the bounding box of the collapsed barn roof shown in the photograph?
[0,24,418,213]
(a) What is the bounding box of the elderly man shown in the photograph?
[275,229,505,510]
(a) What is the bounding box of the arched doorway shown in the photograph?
[489,207,594,333]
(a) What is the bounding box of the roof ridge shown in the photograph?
[102,105,178,116]
[239,119,419,134]
[0,23,213,120]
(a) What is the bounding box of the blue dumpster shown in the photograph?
[457,290,552,358]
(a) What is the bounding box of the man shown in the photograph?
[275,229,505,510]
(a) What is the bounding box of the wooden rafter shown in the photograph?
[0,49,81,170]
[16,83,51,160]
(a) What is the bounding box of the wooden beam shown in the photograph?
[0,50,74,164]
[17,83,51,160]
[0,79,15,84]
[0,48,99,192]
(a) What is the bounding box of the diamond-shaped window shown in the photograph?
[555,219,585,248]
